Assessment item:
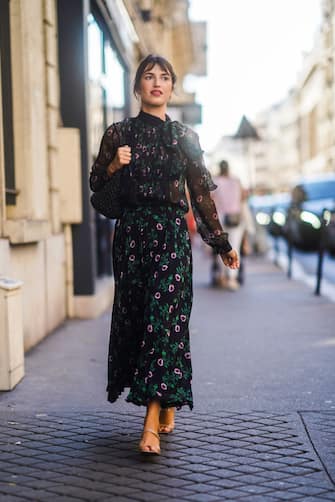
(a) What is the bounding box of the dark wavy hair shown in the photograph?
[133,54,177,97]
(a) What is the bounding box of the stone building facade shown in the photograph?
[250,0,335,193]
[0,0,205,389]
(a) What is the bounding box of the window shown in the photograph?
[0,0,17,205]
[87,13,126,156]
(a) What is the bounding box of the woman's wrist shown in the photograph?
[107,161,117,176]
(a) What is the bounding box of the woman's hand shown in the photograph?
[220,249,240,269]
[107,145,131,176]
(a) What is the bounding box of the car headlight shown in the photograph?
[272,211,286,226]
[256,211,271,225]
[300,211,321,229]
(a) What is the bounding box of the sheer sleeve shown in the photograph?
[182,128,232,255]
[89,124,120,192]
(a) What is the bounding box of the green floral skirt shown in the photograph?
[106,205,193,410]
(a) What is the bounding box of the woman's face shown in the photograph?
[137,64,173,108]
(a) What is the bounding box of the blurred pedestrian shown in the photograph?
[211,159,243,290]
[238,189,256,285]
[90,55,239,456]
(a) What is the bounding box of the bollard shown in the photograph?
[0,277,25,390]
[287,239,293,279]
[273,235,280,267]
[315,211,327,296]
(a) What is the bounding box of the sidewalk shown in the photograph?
[0,247,335,501]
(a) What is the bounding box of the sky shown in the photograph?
[186,0,322,150]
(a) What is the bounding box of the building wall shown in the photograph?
[0,0,70,352]
[249,3,335,194]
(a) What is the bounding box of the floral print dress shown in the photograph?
[89,110,232,411]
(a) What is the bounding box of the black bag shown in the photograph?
[90,120,132,219]
[90,169,123,219]
[224,213,241,227]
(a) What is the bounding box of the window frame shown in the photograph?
[0,0,17,205]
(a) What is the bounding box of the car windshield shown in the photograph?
[303,180,335,201]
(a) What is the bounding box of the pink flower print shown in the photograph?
[174,368,182,376]
[154,292,161,300]
[141,340,145,347]
[213,212,218,220]
[148,371,153,378]
[161,383,167,390]
[184,352,191,359]
[149,348,155,355]
[175,218,181,225]
[196,195,203,203]
[168,284,175,293]
[162,264,168,271]
[156,391,162,397]
[156,223,163,230]
[163,243,167,250]
[172,139,178,145]
[157,358,164,367]
[134,368,139,376]
[175,325,180,333]
[135,153,140,160]
[175,274,181,281]
[214,229,222,236]
[130,240,135,248]
[144,377,148,384]
[180,199,185,206]
[174,180,179,187]
[155,254,160,262]
[147,324,153,333]
[169,305,174,313]
[129,255,135,261]
[126,226,131,233]
[179,342,184,349]
[171,252,177,259]
[166,329,171,337]
[154,271,158,279]
[180,314,187,322]
[153,240,158,247]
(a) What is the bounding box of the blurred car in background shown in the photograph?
[285,174,335,252]
[248,192,290,253]
[322,207,335,256]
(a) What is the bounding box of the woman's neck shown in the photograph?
[140,105,167,121]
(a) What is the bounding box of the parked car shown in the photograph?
[267,193,290,238]
[285,175,335,252]
[323,208,335,256]
[248,192,290,252]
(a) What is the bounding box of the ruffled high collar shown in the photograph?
[137,110,171,126]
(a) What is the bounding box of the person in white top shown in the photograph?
[211,160,244,290]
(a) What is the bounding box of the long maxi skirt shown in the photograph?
[106,205,194,410]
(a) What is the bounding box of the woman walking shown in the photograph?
[89,55,239,455]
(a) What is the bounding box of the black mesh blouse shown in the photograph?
[89,110,232,255]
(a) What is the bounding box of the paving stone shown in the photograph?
[184,493,222,502]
